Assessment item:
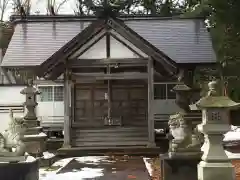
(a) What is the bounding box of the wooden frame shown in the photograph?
[148,57,155,146]
[68,58,148,68]
[62,69,71,148]
[72,72,148,81]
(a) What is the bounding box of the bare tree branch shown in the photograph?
[46,0,69,14]
[11,0,31,15]
[56,0,68,13]
[0,0,10,21]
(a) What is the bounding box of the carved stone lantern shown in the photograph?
[20,79,47,157]
[192,80,239,180]
[172,83,193,113]
[21,79,40,127]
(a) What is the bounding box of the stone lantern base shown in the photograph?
[160,153,201,180]
[198,161,235,180]
[22,133,47,157]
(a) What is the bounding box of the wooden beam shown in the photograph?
[106,33,110,58]
[71,81,75,129]
[147,57,156,147]
[72,72,148,81]
[62,69,71,148]
[68,58,148,68]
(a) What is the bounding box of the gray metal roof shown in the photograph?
[1,18,216,67]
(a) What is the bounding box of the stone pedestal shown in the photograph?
[0,160,39,180]
[21,79,47,157]
[160,154,200,180]
[22,133,47,156]
[198,161,235,180]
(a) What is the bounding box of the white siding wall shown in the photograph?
[0,86,25,133]
[36,84,64,126]
[0,85,64,133]
[0,86,25,104]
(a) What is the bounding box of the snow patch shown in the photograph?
[43,152,55,159]
[25,156,36,162]
[24,132,47,138]
[225,151,240,160]
[155,129,165,134]
[39,158,74,179]
[75,156,115,165]
[39,157,105,180]
[143,157,153,177]
[224,126,240,142]
[41,168,104,180]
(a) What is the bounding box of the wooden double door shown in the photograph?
[74,80,148,127]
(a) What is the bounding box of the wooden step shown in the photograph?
[73,127,147,133]
[72,131,148,138]
[74,136,148,142]
[72,140,148,147]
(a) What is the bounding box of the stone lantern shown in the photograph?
[192,80,239,180]
[172,83,193,113]
[20,79,47,157]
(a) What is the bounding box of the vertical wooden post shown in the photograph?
[63,69,71,148]
[148,57,156,147]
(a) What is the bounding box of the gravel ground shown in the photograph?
[149,158,161,180]
[232,160,240,180]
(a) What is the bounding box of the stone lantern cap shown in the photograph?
[172,84,192,91]
[20,79,40,95]
[190,80,240,110]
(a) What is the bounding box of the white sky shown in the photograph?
[3,0,78,20]
[2,0,184,21]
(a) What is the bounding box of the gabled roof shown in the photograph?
[39,17,179,79]
[1,15,216,78]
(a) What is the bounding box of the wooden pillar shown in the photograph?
[63,69,71,148]
[180,67,195,87]
[147,57,156,147]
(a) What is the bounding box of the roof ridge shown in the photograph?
[10,14,205,24]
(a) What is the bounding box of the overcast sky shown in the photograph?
[3,0,78,20]
[2,0,184,21]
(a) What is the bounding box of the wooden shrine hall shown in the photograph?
[1,11,216,152]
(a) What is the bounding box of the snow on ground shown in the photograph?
[226,150,240,160]
[75,156,115,165]
[40,167,104,180]
[143,157,153,177]
[39,158,74,179]
[224,125,240,142]
[39,156,110,180]
[43,151,55,159]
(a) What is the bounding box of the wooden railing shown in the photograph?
[0,104,24,113]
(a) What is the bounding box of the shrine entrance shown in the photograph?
[74,79,148,128]
[70,64,150,148]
